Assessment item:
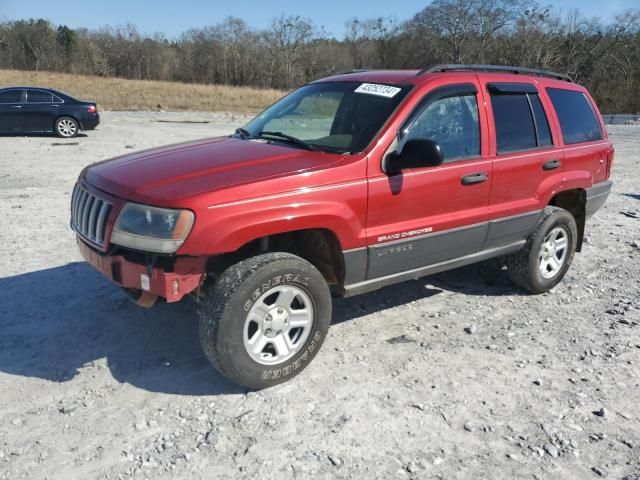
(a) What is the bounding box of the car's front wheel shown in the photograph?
[54,116,79,138]
[198,252,331,389]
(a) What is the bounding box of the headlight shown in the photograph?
[111,203,195,253]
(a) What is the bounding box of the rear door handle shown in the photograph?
[10,105,22,109]
[543,159,561,170]
[461,172,488,185]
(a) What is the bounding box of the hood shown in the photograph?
[85,137,342,206]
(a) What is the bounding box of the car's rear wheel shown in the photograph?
[198,252,331,390]
[55,116,79,138]
[507,206,578,293]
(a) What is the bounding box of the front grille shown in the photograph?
[71,184,112,246]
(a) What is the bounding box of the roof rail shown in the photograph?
[333,69,370,76]
[418,64,573,82]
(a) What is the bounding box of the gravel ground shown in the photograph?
[0,112,638,480]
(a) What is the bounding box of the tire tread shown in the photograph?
[507,206,576,294]
[198,252,329,388]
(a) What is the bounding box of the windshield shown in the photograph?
[241,81,411,153]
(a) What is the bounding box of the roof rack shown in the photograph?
[333,69,370,76]
[417,64,573,82]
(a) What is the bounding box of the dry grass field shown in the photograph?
[0,69,285,113]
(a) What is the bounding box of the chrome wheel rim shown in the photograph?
[243,285,314,365]
[57,119,77,137]
[538,226,569,279]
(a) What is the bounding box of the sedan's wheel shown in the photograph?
[508,206,577,294]
[199,252,331,390]
[55,117,79,138]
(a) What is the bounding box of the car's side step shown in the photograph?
[342,241,525,297]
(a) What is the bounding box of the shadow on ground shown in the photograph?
[0,259,518,395]
[0,132,88,139]
[0,262,241,396]
[624,193,640,201]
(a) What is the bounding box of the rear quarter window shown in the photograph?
[546,88,603,144]
[27,90,54,103]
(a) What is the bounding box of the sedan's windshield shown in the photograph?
[241,81,411,154]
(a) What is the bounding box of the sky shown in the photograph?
[0,0,635,38]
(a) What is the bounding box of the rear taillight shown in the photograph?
[606,147,614,179]
[87,105,97,113]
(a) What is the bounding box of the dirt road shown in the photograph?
[0,112,638,479]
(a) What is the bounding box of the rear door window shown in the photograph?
[27,90,53,103]
[529,94,552,148]
[0,90,23,103]
[489,84,554,154]
[546,88,603,144]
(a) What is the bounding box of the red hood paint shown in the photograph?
[85,137,343,206]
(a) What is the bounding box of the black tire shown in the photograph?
[507,206,578,294]
[54,116,79,138]
[198,252,331,390]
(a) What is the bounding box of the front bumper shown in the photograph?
[585,180,613,218]
[77,238,206,303]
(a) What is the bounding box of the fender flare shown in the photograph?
[536,170,592,206]
[182,200,364,255]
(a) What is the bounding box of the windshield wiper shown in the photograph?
[259,131,319,151]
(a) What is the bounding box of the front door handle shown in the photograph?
[461,172,488,185]
[543,159,561,170]
[10,105,22,109]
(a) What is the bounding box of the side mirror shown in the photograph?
[383,138,444,174]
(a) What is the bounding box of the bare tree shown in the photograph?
[1,4,640,113]
[11,19,57,70]
[263,15,316,88]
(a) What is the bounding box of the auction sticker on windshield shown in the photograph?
[354,83,402,98]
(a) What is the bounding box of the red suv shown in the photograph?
[71,65,613,389]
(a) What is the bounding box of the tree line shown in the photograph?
[1,0,639,113]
